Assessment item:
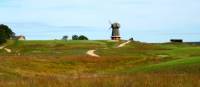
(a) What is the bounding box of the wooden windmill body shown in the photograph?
[111,22,121,40]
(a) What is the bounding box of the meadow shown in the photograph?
[0,40,199,87]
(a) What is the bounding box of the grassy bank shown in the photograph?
[0,40,199,86]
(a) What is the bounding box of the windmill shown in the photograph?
[109,21,121,40]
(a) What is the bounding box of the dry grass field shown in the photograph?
[0,40,199,87]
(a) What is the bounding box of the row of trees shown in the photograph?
[62,35,88,40]
[0,24,89,44]
[0,24,15,44]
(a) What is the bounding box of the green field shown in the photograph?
[0,40,200,87]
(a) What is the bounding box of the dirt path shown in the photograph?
[86,50,100,57]
[86,40,131,57]
[4,48,12,53]
[0,46,5,49]
[117,40,131,48]
[0,46,12,53]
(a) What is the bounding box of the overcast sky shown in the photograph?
[0,0,200,42]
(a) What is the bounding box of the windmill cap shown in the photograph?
[111,22,120,28]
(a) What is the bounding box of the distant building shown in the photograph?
[110,22,121,40]
[129,38,134,41]
[170,39,183,43]
[15,35,26,40]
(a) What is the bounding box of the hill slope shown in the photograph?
[0,40,199,87]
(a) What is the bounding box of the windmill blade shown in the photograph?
[108,20,112,24]
[108,20,112,30]
[108,25,112,30]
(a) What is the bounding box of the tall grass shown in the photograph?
[0,40,200,86]
[0,73,199,87]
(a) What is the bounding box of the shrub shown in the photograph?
[72,35,79,40]
[78,35,88,40]
[72,35,89,40]
[62,35,68,41]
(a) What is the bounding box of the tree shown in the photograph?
[0,32,6,44]
[62,35,68,41]
[0,24,15,39]
[0,24,15,44]
[78,35,88,40]
[72,35,79,40]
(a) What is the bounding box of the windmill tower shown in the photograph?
[110,22,121,40]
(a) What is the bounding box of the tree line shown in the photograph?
[62,35,88,41]
[0,24,89,44]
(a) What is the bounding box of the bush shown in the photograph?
[72,35,79,40]
[78,35,88,40]
[62,35,68,41]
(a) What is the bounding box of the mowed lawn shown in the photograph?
[0,40,200,87]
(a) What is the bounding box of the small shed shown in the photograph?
[170,39,183,43]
